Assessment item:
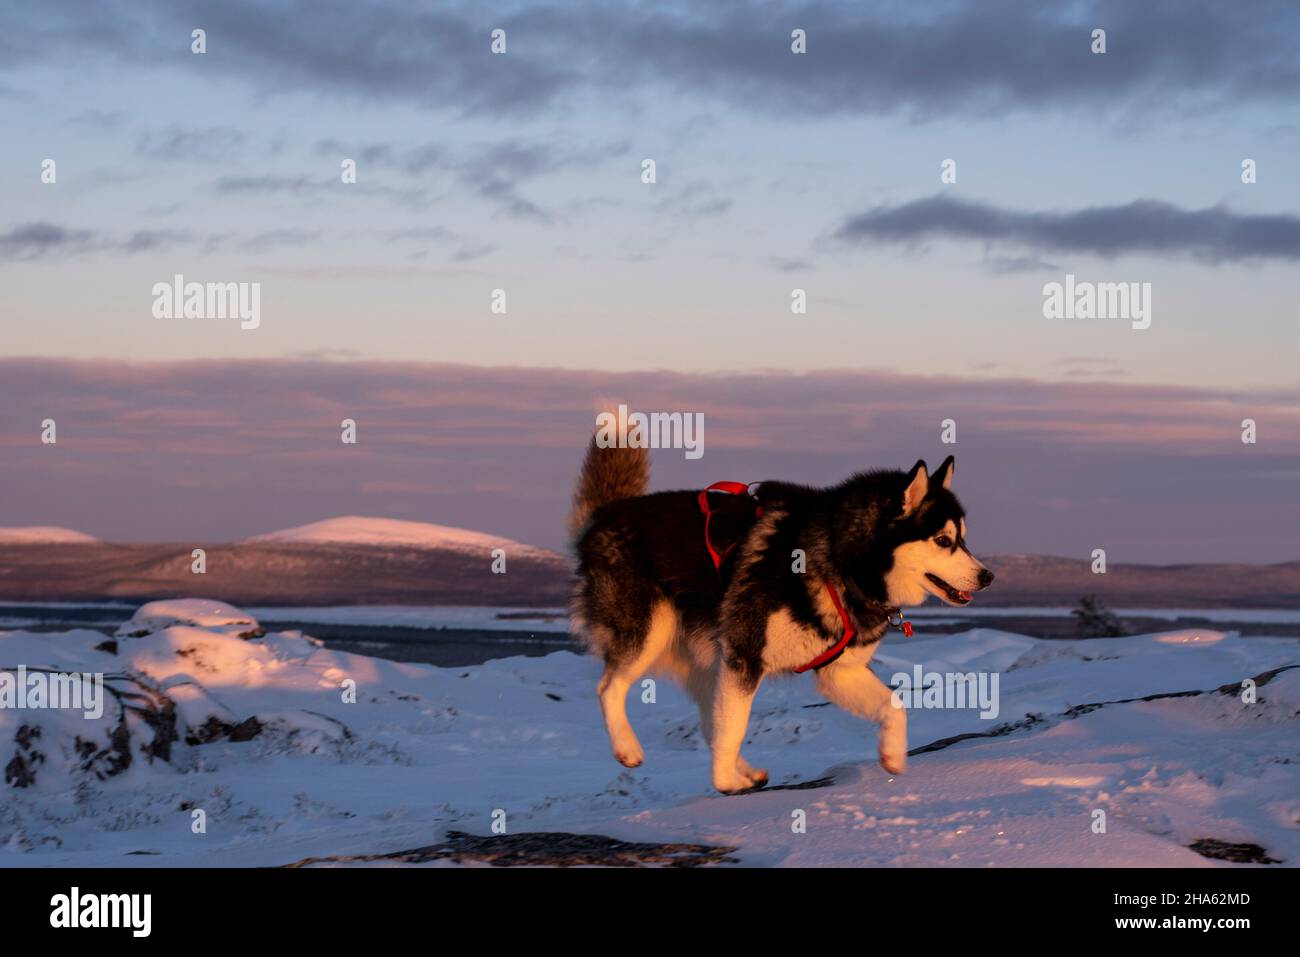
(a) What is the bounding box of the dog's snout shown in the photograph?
[977,568,995,589]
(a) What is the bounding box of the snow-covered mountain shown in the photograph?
[2,598,1296,867]
[0,519,568,606]
[0,526,100,544]
[244,516,556,559]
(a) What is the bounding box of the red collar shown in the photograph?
[793,582,856,673]
[698,481,913,674]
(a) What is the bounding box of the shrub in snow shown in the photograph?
[3,673,177,789]
[1072,595,1127,637]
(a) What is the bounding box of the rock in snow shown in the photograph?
[1,600,1298,867]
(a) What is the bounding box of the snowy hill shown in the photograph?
[244,516,557,559]
[2,599,1297,867]
[0,526,99,544]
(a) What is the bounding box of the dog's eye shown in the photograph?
[934,535,952,548]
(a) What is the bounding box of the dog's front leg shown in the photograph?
[710,662,763,794]
[814,658,907,774]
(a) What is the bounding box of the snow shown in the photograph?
[115,599,263,639]
[0,526,100,544]
[244,515,557,558]
[1,601,1297,867]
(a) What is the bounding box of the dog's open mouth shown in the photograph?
[925,573,972,606]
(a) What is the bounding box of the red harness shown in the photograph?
[697,481,912,674]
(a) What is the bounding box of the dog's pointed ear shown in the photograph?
[933,455,954,491]
[901,460,928,517]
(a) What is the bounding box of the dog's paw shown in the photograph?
[613,742,644,768]
[738,759,769,789]
[713,768,759,794]
[878,749,906,775]
[879,720,907,774]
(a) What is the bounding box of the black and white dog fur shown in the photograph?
[569,439,994,794]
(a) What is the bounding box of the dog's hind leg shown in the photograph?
[687,662,768,790]
[814,655,907,774]
[597,600,677,768]
[709,662,764,794]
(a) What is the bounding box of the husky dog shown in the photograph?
[569,439,994,794]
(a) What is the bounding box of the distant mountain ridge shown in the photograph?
[979,554,1300,609]
[0,519,1297,608]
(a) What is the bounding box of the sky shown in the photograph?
[1,1,1298,561]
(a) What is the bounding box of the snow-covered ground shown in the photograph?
[243,515,558,560]
[1,599,1297,867]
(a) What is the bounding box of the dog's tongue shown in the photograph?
[958,591,972,602]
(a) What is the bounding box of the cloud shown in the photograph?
[765,256,813,273]
[121,229,197,253]
[4,2,1298,120]
[315,136,627,223]
[137,125,249,163]
[0,223,98,261]
[0,222,321,262]
[449,243,496,262]
[984,253,1059,274]
[655,180,733,220]
[834,195,1300,264]
[236,229,322,252]
[64,110,129,132]
[213,174,432,210]
[376,226,496,264]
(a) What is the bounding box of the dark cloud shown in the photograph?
[0,222,320,262]
[0,223,97,261]
[7,1,1296,119]
[834,195,1300,264]
[136,125,249,163]
[0,0,572,115]
[121,229,196,253]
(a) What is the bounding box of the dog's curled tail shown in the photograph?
[568,435,649,541]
